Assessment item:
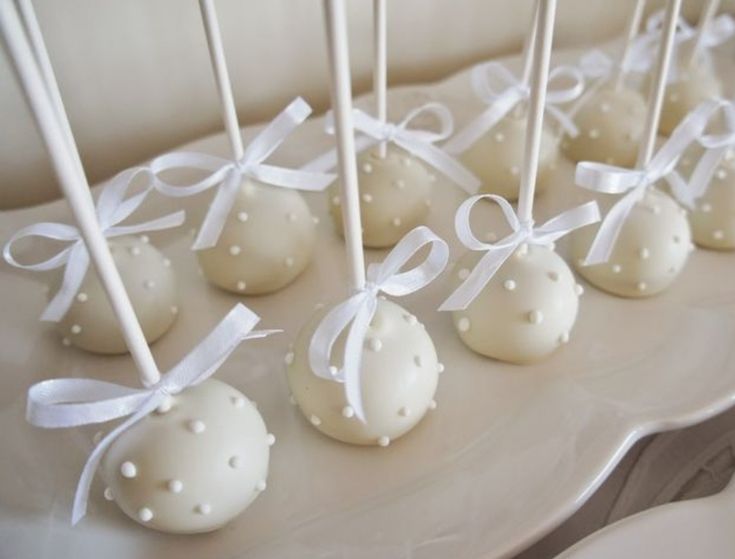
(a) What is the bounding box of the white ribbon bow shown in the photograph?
[308,226,448,422]
[439,195,600,311]
[149,97,335,250]
[303,102,481,193]
[575,98,727,265]
[26,303,279,525]
[3,167,185,322]
[443,61,584,155]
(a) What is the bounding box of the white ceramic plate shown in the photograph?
[555,475,735,559]
[1,43,734,559]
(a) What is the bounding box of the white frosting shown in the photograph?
[450,244,580,363]
[197,178,316,294]
[658,63,722,136]
[689,151,735,250]
[571,188,692,297]
[459,113,558,201]
[101,379,271,534]
[54,235,177,354]
[562,85,646,168]
[286,299,440,445]
[328,146,433,248]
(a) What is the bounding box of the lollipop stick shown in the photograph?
[323,0,366,292]
[688,0,720,67]
[520,1,540,86]
[0,1,161,387]
[373,0,387,158]
[199,0,244,160]
[613,0,647,91]
[517,0,557,225]
[637,0,682,168]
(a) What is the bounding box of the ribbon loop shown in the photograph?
[308,226,449,423]
[25,303,279,525]
[439,195,600,311]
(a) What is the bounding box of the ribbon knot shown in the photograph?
[307,226,449,422]
[443,61,584,156]
[25,303,279,525]
[439,194,600,311]
[575,98,729,265]
[303,102,481,194]
[3,167,185,322]
[148,97,336,250]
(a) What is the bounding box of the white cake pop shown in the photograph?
[688,149,735,250]
[101,379,271,533]
[286,298,440,445]
[562,85,647,167]
[197,178,317,294]
[328,146,434,248]
[51,235,178,354]
[571,188,692,297]
[658,61,722,136]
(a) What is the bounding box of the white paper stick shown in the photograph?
[0,1,161,387]
[373,0,387,158]
[517,0,557,224]
[637,0,682,168]
[199,0,244,160]
[613,0,647,90]
[520,1,540,86]
[322,0,366,291]
[688,0,720,66]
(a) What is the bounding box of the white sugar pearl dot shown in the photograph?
[559,332,570,344]
[76,292,88,303]
[71,324,82,335]
[229,455,242,469]
[286,212,297,222]
[510,166,520,176]
[284,351,295,365]
[362,193,373,203]
[637,281,647,292]
[104,487,114,501]
[310,414,322,426]
[332,195,340,206]
[393,179,405,189]
[143,279,155,289]
[236,280,247,291]
[168,479,183,494]
[527,310,544,324]
[516,243,529,257]
[588,128,600,139]
[428,399,437,410]
[437,362,445,374]
[503,279,517,291]
[328,366,339,377]
[600,102,611,113]
[266,433,276,446]
[170,305,179,315]
[377,436,391,447]
[392,217,402,227]
[341,405,355,419]
[458,317,471,332]
[574,284,584,296]
[639,248,650,260]
[494,132,505,142]
[458,268,470,280]
[285,256,295,268]
[162,258,172,267]
[612,264,622,274]
[237,211,249,222]
[713,229,725,240]
[188,419,206,434]
[140,235,150,244]
[120,461,137,479]
[701,203,712,213]
[367,337,383,352]
[362,163,373,174]
[401,157,412,167]
[229,245,241,256]
[196,504,212,515]
[398,406,410,417]
[138,507,153,522]
[312,216,320,225]
[716,169,727,180]
[548,271,559,281]
[61,337,71,347]
[156,396,173,414]
[256,480,267,491]
[129,246,141,256]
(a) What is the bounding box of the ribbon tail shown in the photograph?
[545,104,579,138]
[41,243,89,322]
[395,137,481,194]
[106,210,186,238]
[191,170,241,250]
[342,299,376,423]
[308,294,365,381]
[584,187,643,266]
[443,92,522,155]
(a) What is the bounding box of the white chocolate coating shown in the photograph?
[689,150,735,250]
[459,113,558,201]
[53,235,178,354]
[658,63,722,136]
[197,178,316,294]
[562,85,646,168]
[286,299,440,445]
[450,244,580,363]
[101,379,271,534]
[328,146,433,248]
[571,188,692,297]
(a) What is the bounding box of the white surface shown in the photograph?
[555,474,735,559]
[1,43,735,559]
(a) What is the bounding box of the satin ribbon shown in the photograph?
[149,97,335,250]
[575,98,727,265]
[303,102,481,193]
[439,195,600,311]
[3,167,185,322]
[443,61,584,155]
[26,303,279,525]
[308,226,448,422]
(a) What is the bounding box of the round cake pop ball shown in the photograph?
[562,85,647,167]
[571,188,692,297]
[53,235,178,354]
[459,113,558,201]
[689,151,735,250]
[286,299,441,446]
[658,63,722,136]
[101,379,272,534]
[197,178,316,294]
[328,146,433,248]
[449,244,580,363]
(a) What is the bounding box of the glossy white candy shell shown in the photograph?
[286,299,440,445]
[572,188,692,298]
[197,178,316,294]
[460,113,558,201]
[101,379,270,534]
[328,146,433,248]
[450,244,581,363]
[54,235,178,354]
[689,153,735,250]
[562,85,646,168]
[658,64,722,136]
